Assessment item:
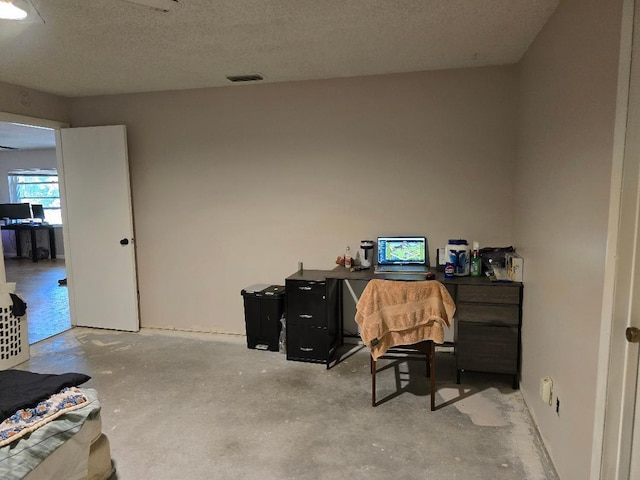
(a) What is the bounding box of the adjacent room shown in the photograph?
[0,132,70,344]
[0,0,638,479]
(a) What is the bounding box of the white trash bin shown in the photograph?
[0,282,29,369]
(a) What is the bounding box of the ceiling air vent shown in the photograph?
[226,74,264,83]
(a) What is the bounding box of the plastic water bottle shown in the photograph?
[470,241,481,277]
[345,246,352,268]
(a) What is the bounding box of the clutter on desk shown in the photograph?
[505,251,524,282]
[445,239,470,276]
[488,266,511,282]
[349,265,370,272]
[477,246,523,282]
[470,242,482,277]
[337,240,375,269]
[437,241,523,282]
[344,245,352,268]
[359,240,374,268]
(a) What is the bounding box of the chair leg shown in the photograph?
[370,343,436,410]
[426,349,431,377]
[430,341,436,411]
[371,356,377,407]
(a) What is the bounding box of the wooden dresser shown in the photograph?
[443,277,523,388]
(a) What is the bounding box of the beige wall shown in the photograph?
[0,81,68,123]
[68,67,518,334]
[514,0,624,477]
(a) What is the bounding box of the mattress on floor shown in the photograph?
[0,388,113,480]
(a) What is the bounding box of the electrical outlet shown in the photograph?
[540,377,553,405]
[556,397,560,415]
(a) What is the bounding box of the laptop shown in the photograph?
[374,236,430,275]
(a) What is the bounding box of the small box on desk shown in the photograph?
[505,252,524,282]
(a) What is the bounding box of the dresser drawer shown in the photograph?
[456,324,518,374]
[286,325,330,363]
[287,280,326,295]
[456,303,519,326]
[457,284,521,304]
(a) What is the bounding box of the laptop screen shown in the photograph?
[377,236,427,265]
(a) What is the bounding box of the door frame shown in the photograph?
[0,112,72,322]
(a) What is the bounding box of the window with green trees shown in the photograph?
[8,170,61,224]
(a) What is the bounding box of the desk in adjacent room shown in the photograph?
[285,266,523,387]
[1,223,57,262]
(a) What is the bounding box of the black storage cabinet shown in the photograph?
[241,285,286,351]
[285,271,340,366]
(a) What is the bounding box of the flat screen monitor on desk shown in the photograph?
[374,236,429,274]
[376,236,427,265]
[0,203,31,221]
[31,204,45,221]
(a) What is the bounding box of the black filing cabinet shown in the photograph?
[285,270,340,366]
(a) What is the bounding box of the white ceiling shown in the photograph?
[1,0,558,98]
[0,122,55,151]
[0,0,559,150]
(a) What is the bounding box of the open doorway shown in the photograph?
[0,115,70,344]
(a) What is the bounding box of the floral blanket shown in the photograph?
[0,387,88,447]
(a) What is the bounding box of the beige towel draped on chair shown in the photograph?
[355,279,456,409]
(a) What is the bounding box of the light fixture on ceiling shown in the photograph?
[0,0,27,20]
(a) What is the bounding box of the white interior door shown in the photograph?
[55,125,139,331]
[599,0,640,477]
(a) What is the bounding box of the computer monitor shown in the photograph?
[31,204,45,220]
[0,203,32,220]
[376,236,427,265]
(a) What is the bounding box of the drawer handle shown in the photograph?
[298,286,312,291]
[299,314,313,319]
[300,347,314,352]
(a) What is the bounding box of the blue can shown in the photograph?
[444,262,455,279]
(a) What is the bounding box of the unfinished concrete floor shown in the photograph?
[17,327,558,480]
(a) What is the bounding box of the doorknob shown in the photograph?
[626,327,640,343]
[120,238,129,246]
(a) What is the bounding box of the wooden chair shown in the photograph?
[370,340,437,410]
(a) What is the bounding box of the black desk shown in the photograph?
[285,267,430,367]
[287,266,523,386]
[1,223,57,262]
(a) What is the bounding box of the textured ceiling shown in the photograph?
[0,0,558,150]
[0,0,559,98]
